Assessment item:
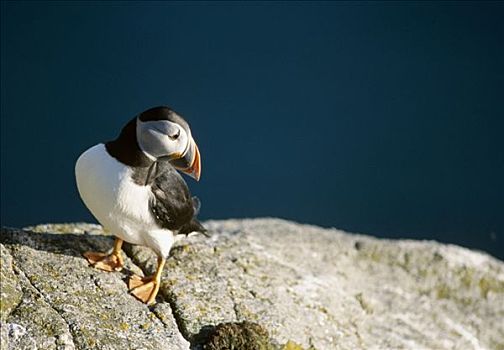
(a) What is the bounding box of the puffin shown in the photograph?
[75,106,205,305]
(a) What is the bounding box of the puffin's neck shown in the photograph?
[105,117,154,167]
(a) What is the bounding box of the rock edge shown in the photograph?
[1,218,503,350]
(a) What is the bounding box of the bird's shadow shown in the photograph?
[0,227,140,278]
[1,227,235,348]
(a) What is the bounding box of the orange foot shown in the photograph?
[83,251,124,272]
[128,275,160,305]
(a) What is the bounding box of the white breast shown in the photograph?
[75,144,174,257]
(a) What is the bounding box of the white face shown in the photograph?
[136,118,191,159]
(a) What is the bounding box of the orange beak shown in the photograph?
[186,143,201,181]
[170,139,201,181]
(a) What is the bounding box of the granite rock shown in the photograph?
[0,225,188,350]
[1,219,503,350]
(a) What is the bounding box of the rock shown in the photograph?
[0,244,22,323]
[0,226,188,350]
[1,219,503,350]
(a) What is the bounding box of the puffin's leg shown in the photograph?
[83,237,124,272]
[128,256,166,305]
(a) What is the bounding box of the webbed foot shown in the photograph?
[83,251,124,272]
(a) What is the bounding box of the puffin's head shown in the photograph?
[136,106,201,181]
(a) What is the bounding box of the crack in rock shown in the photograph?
[2,220,504,350]
[1,227,190,350]
[10,259,76,350]
[122,245,191,342]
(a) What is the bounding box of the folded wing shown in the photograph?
[149,161,205,235]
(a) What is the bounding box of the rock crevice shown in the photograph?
[120,245,191,343]
[1,219,503,350]
[1,225,189,350]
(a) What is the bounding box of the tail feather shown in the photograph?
[178,219,209,237]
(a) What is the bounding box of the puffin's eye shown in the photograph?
[169,129,180,140]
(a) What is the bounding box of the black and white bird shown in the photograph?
[75,106,204,305]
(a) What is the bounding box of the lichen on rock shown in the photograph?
[1,219,503,350]
[0,244,22,323]
[0,227,188,350]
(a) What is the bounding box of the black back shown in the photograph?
[144,160,205,235]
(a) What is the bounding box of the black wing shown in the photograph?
[147,161,205,234]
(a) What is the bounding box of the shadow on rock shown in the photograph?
[0,228,138,277]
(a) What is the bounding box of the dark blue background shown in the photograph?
[1,2,503,259]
